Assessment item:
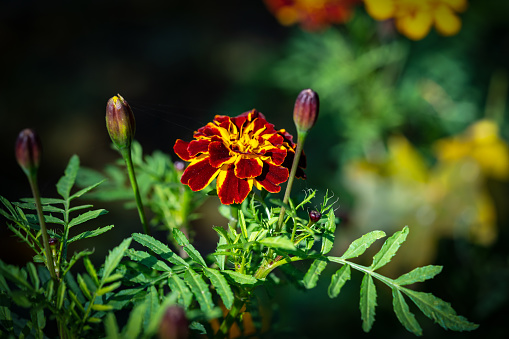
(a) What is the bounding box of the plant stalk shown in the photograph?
[276,132,307,233]
[28,175,57,281]
[121,148,151,235]
[215,292,247,339]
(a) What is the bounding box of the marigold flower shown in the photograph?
[174,110,305,205]
[106,94,136,151]
[264,0,361,31]
[363,0,468,40]
[15,128,42,177]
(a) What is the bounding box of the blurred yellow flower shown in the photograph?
[363,0,468,40]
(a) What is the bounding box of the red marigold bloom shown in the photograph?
[174,110,305,205]
[264,0,361,31]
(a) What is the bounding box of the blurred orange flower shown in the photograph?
[363,0,468,40]
[264,0,361,31]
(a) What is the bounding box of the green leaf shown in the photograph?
[215,236,227,270]
[125,249,173,272]
[184,268,214,311]
[321,210,336,255]
[92,304,114,312]
[56,281,66,309]
[101,238,132,284]
[370,226,408,271]
[26,262,40,291]
[68,225,114,243]
[172,228,207,267]
[144,286,159,329]
[392,288,422,336]
[56,154,80,200]
[360,274,377,332]
[70,180,105,201]
[302,258,328,289]
[394,265,443,286]
[104,313,120,339]
[403,288,479,332]
[203,268,234,309]
[259,236,296,251]
[328,265,351,298]
[132,233,188,267]
[237,209,248,240]
[77,273,92,300]
[83,256,99,287]
[122,300,147,338]
[339,230,386,260]
[0,260,32,290]
[168,274,193,308]
[222,270,258,285]
[96,281,122,296]
[68,209,108,228]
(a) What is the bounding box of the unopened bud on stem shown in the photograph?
[293,89,319,134]
[106,94,136,150]
[15,128,42,178]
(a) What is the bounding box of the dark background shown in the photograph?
[1,1,508,338]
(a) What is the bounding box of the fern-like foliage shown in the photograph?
[76,141,207,235]
[0,154,122,338]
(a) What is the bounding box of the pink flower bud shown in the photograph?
[15,128,42,177]
[158,305,189,339]
[309,210,322,223]
[293,89,319,133]
[106,94,136,150]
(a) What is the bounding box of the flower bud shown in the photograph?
[309,210,322,223]
[15,128,42,177]
[293,89,319,134]
[158,305,189,339]
[106,94,136,150]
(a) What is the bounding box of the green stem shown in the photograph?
[276,132,307,233]
[215,292,247,339]
[254,255,309,280]
[121,148,150,235]
[28,175,57,281]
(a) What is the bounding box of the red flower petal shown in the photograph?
[188,139,210,157]
[174,139,192,161]
[265,147,287,166]
[217,166,252,205]
[181,157,220,191]
[209,141,232,168]
[255,163,289,193]
[234,157,263,179]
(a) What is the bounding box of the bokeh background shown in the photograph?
[1,0,509,337]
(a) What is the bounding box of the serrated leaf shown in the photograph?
[328,265,351,298]
[70,180,105,201]
[302,258,328,289]
[394,265,443,286]
[132,233,188,267]
[259,236,296,251]
[0,261,32,290]
[392,288,422,336]
[370,226,408,271]
[77,274,92,300]
[123,300,147,338]
[360,274,377,332]
[203,268,234,309]
[101,238,132,284]
[92,304,114,312]
[321,210,336,254]
[56,155,80,199]
[340,230,386,260]
[126,249,173,272]
[83,256,99,287]
[168,274,193,308]
[172,228,207,267]
[144,285,159,329]
[403,288,479,332]
[68,209,108,228]
[96,281,122,296]
[215,236,227,270]
[184,268,214,311]
[104,313,120,339]
[68,225,114,243]
[213,226,230,243]
[222,270,258,285]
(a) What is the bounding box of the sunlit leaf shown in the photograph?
[340,231,386,260]
[184,268,214,311]
[203,268,234,309]
[172,228,207,267]
[328,265,351,298]
[132,233,188,267]
[394,265,443,286]
[392,288,422,336]
[222,270,258,285]
[302,258,328,289]
[370,226,408,271]
[56,154,80,200]
[360,274,377,332]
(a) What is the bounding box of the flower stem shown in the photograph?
[120,148,150,235]
[276,131,307,233]
[28,175,57,281]
[215,292,247,339]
